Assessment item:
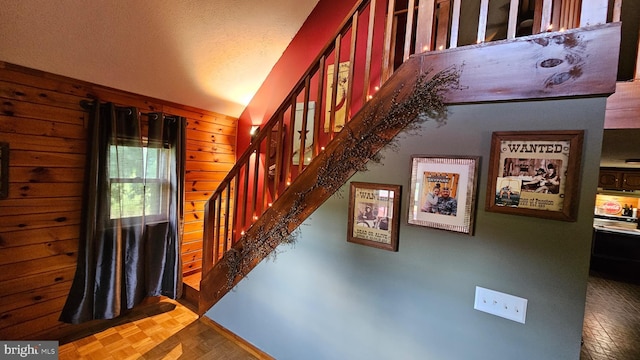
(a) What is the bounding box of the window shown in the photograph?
[109,143,171,221]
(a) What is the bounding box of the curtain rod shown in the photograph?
[79,100,177,120]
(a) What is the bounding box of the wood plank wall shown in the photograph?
[0,62,236,340]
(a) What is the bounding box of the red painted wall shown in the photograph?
[236,0,360,155]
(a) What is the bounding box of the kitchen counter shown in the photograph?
[593,224,640,236]
[593,217,639,236]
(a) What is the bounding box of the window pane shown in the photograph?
[110,182,145,219]
[110,145,144,179]
[145,182,165,216]
[109,142,171,220]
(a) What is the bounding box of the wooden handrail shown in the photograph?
[200,0,624,307]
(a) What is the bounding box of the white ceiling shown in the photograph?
[0,0,319,117]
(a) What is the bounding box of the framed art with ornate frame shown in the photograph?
[407,155,480,235]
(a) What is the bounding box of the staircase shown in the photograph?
[196,0,623,315]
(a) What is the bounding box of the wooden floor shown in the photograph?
[58,297,261,360]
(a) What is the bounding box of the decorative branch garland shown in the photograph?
[223,66,462,290]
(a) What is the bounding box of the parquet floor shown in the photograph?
[581,271,640,360]
[58,298,259,360]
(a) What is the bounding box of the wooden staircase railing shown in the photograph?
[198,0,623,315]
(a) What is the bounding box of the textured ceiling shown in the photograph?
[0,0,319,117]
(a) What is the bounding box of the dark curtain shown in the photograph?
[60,102,185,324]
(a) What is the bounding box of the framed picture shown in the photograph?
[407,155,480,234]
[0,142,7,199]
[292,101,315,165]
[347,182,401,251]
[485,130,584,221]
[324,61,350,133]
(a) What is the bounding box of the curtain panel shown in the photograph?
[60,102,185,324]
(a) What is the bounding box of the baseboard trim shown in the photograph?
[199,316,274,360]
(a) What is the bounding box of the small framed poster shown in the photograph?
[347,182,401,251]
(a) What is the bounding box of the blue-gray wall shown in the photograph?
[206,97,606,360]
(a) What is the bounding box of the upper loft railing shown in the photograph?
[201,0,628,276]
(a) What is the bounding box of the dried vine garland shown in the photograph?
[222,66,461,290]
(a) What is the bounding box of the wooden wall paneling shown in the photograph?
[0,296,68,333]
[181,238,203,254]
[187,117,237,137]
[10,148,85,168]
[604,80,640,128]
[185,169,230,182]
[0,312,64,340]
[185,190,214,203]
[4,167,85,185]
[0,63,93,98]
[0,61,237,341]
[188,181,229,193]
[0,239,78,266]
[162,105,238,128]
[181,250,203,269]
[0,224,80,248]
[0,254,79,283]
[7,183,84,199]
[0,80,88,111]
[184,221,206,234]
[0,132,85,154]
[185,161,235,173]
[0,116,86,139]
[186,150,235,165]
[0,280,71,315]
[0,266,76,297]
[0,197,81,215]
[186,127,235,145]
[0,100,87,126]
[184,210,204,223]
[0,211,81,233]
[183,259,203,275]
[184,201,206,216]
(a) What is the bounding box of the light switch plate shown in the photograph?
[474,286,528,324]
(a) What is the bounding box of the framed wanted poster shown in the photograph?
[347,182,401,251]
[485,130,584,221]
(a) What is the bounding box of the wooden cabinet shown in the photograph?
[598,170,622,188]
[622,172,640,190]
[598,168,640,190]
